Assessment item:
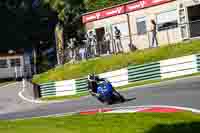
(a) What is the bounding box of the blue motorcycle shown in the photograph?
[97,80,125,105]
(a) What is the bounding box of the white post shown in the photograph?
[22,78,26,89]
[33,47,37,74]
[15,66,18,80]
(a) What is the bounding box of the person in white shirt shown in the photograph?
[104,29,112,54]
[68,37,76,61]
[88,31,97,57]
[79,46,86,60]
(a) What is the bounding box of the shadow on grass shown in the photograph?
[148,122,200,133]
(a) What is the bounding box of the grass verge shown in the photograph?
[41,72,200,101]
[33,40,200,84]
[1,112,200,133]
[41,92,89,101]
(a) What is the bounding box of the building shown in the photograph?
[178,0,200,39]
[82,0,200,53]
[0,49,32,80]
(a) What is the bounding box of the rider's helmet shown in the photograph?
[88,73,97,82]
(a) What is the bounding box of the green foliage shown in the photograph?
[41,92,89,101]
[32,40,200,84]
[0,0,56,50]
[42,0,85,21]
[43,0,86,55]
[85,0,131,11]
[0,113,200,133]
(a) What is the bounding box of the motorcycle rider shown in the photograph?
[87,73,104,96]
[87,73,125,103]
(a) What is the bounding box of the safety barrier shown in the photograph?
[196,54,200,72]
[128,62,161,82]
[99,68,128,87]
[40,69,128,97]
[75,77,88,94]
[160,55,198,79]
[40,80,76,97]
[39,54,200,98]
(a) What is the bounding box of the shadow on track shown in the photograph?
[125,97,136,102]
[106,97,136,105]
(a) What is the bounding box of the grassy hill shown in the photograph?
[32,40,200,84]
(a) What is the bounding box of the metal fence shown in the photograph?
[64,20,200,63]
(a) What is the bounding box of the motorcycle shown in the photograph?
[96,80,125,105]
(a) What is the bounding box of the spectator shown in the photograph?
[150,19,158,48]
[79,46,86,61]
[68,37,76,62]
[114,26,123,53]
[88,31,97,57]
[104,29,112,54]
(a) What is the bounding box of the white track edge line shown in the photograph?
[12,105,200,121]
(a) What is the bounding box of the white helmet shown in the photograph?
[88,73,97,81]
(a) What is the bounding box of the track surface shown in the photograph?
[0,82,41,115]
[0,76,200,120]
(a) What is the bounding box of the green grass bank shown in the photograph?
[1,113,200,133]
[33,40,200,84]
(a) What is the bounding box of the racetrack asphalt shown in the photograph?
[0,76,200,120]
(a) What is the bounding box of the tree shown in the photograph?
[0,0,57,51]
[42,0,86,64]
[0,0,58,74]
[85,0,131,11]
[0,0,87,71]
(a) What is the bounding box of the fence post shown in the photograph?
[166,28,170,45]
[33,83,41,99]
[126,14,133,47]
[147,31,151,48]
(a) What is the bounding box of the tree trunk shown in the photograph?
[55,23,65,65]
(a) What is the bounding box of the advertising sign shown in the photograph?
[82,0,174,23]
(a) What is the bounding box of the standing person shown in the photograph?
[84,33,91,59]
[104,29,112,54]
[79,45,86,61]
[88,31,97,57]
[114,26,123,53]
[150,19,158,48]
[83,33,89,59]
[68,37,76,62]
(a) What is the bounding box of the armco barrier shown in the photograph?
[196,54,200,72]
[40,69,129,98]
[75,77,88,94]
[160,55,198,79]
[99,68,128,87]
[40,82,56,97]
[128,62,161,82]
[40,80,76,97]
[39,54,200,98]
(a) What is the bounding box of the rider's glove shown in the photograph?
[96,93,100,97]
[89,91,96,96]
